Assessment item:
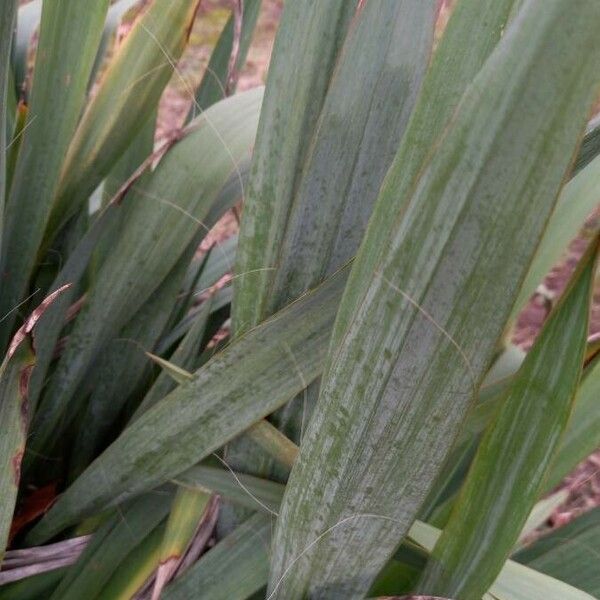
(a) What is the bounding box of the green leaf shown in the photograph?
[27,88,262,461]
[89,0,144,89]
[0,0,17,252]
[25,205,121,418]
[244,420,299,472]
[0,342,34,559]
[328,0,522,351]
[91,109,157,273]
[514,506,600,596]
[0,570,65,600]
[188,0,262,117]
[544,349,600,490]
[232,0,358,335]
[176,464,285,515]
[229,1,435,476]
[268,1,600,597]
[4,68,16,146]
[145,354,195,385]
[68,241,198,479]
[509,155,600,326]
[152,488,212,600]
[96,521,166,600]
[26,265,347,544]
[46,0,201,245]
[418,244,595,599]
[409,521,595,600]
[4,85,24,196]
[242,0,436,320]
[0,285,70,559]
[49,489,174,600]
[135,298,212,417]
[0,0,110,350]
[162,513,272,600]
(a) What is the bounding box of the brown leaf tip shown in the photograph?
[7,284,73,361]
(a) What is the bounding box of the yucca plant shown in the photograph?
[0,0,600,599]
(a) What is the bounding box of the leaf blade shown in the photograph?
[418,242,596,599]
[0,0,110,349]
[269,2,600,597]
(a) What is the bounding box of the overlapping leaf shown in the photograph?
[26,266,347,543]
[0,0,110,350]
[0,0,17,251]
[418,242,595,599]
[232,0,358,334]
[46,0,201,244]
[269,1,600,597]
[27,88,262,461]
[163,513,272,600]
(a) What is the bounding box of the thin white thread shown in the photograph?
[377,272,477,392]
[127,184,235,273]
[5,115,38,150]
[139,21,246,205]
[267,513,406,600]
[0,288,41,324]
[211,453,279,517]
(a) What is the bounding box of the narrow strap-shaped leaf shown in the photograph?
[0,567,67,600]
[417,243,596,599]
[162,512,272,600]
[46,0,201,245]
[0,0,110,350]
[96,522,166,600]
[4,68,17,151]
[188,0,262,118]
[0,285,69,559]
[135,299,212,417]
[232,0,358,334]
[25,204,121,418]
[268,2,600,597]
[229,1,436,471]
[5,95,25,196]
[267,0,435,313]
[329,0,522,350]
[27,89,262,461]
[409,521,595,600]
[245,420,299,471]
[543,349,600,490]
[49,489,174,600]
[0,0,17,252]
[176,465,286,515]
[514,506,600,596]
[26,265,347,544]
[0,343,34,559]
[152,488,212,600]
[92,109,157,274]
[68,240,198,479]
[89,0,144,89]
